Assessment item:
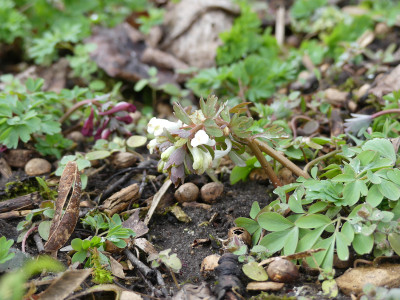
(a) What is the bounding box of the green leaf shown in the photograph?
[230,165,252,184]
[308,202,328,214]
[366,185,384,207]
[295,214,331,228]
[378,179,400,201]
[322,279,338,298]
[343,180,367,206]
[38,221,51,241]
[387,169,400,185]
[331,173,355,182]
[297,225,327,252]
[260,229,292,253]
[71,238,83,251]
[362,138,396,164]
[235,218,259,234]
[71,250,87,264]
[258,212,294,231]
[250,201,261,219]
[283,227,299,255]
[335,232,349,261]
[173,103,193,125]
[341,222,354,244]
[127,135,147,148]
[26,78,44,92]
[288,195,304,214]
[352,233,374,255]
[75,158,91,170]
[388,233,400,256]
[242,261,268,281]
[85,150,111,161]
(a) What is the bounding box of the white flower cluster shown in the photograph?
[146,117,232,178]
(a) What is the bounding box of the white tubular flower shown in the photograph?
[157,160,165,173]
[147,138,158,154]
[161,146,176,161]
[147,117,182,136]
[214,139,232,160]
[191,130,216,148]
[191,147,213,174]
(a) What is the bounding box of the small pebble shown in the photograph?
[174,183,199,203]
[25,158,52,176]
[201,182,224,203]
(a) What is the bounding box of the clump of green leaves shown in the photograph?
[148,249,182,273]
[0,237,15,265]
[71,214,135,264]
[237,138,400,271]
[0,78,62,149]
[71,213,135,283]
[0,0,152,66]
[0,256,64,300]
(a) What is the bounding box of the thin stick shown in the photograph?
[246,138,282,188]
[303,150,340,174]
[169,268,180,290]
[124,249,155,279]
[254,139,310,179]
[145,179,172,225]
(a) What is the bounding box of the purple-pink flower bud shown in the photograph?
[99,102,136,115]
[94,118,110,140]
[81,108,95,136]
[116,114,133,124]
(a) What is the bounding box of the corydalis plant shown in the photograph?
[147,95,253,186]
[61,95,136,140]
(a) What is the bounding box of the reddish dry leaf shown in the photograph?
[38,269,91,300]
[44,161,81,252]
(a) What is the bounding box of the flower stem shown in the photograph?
[253,139,310,179]
[60,97,105,124]
[206,169,220,183]
[303,149,340,174]
[371,108,400,119]
[246,138,282,188]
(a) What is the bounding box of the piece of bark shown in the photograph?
[101,183,140,216]
[0,157,12,178]
[0,192,42,213]
[141,47,189,70]
[0,210,31,219]
[330,108,344,137]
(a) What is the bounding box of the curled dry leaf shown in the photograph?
[101,183,140,216]
[44,161,81,253]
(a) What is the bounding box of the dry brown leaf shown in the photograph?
[38,269,91,300]
[122,209,148,238]
[44,161,81,253]
[109,256,126,279]
[70,284,143,300]
[336,264,400,295]
[370,64,400,98]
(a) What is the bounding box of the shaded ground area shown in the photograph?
[150,180,272,284]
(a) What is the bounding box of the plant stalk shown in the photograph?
[253,139,310,179]
[246,138,282,188]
